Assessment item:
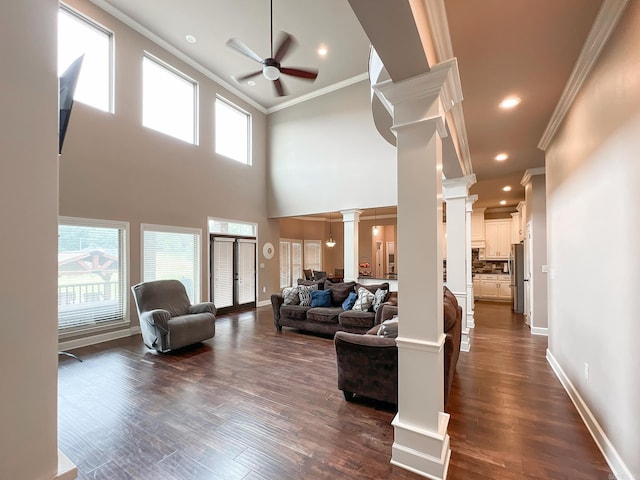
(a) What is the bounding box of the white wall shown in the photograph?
[0,0,59,478]
[545,0,640,476]
[268,80,397,217]
[58,0,281,329]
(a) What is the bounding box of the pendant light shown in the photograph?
[372,208,379,236]
[326,211,336,248]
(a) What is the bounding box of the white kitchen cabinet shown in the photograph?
[471,209,485,246]
[475,274,512,301]
[511,212,520,244]
[484,220,511,259]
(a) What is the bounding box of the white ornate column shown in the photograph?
[466,195,477,329]
[374,58,462,480]
[443,175,476,353]
[341,209,362,282]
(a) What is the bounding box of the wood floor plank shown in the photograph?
[58,301,612,479]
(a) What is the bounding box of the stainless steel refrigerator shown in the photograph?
[509,243,524,313]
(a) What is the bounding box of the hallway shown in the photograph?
[447,301,612,478]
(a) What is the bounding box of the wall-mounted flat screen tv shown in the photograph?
[58,54,84,154]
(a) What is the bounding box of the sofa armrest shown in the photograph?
[334,331,398,404]
[140,309,171,333]
[375,303,398,325]
[271,293,284,327]
[189,302,217,316]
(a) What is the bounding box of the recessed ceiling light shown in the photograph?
[499,96,521,109]
[318,46,328,57]
[185,34,197,44]
[500,200,507,205]
[247,80,256,87]
[502,185,512,192]
[495,153,508,161]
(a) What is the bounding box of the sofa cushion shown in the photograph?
[356,282,390,295]
[353,287,375,311]
[297,278,325,290]
[297,284,318,306]
[282,287,300,305]
[377,316,399,338]
[307,307,341,324]
[280,304,311,320]
[342,291,357,310]
[325,280,356,306]
[310,289,332,308]
[339,310,376,329]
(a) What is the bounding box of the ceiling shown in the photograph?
[91,0,603,210]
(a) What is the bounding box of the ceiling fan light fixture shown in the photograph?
[263,65,280,80]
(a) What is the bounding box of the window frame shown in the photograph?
[58,3,114,113]
[142,53,199,145]
[303,240,323,272]
[140,223,202,303]
[279,238,305,288]
[215,95,252,165]
[57,216,130,337]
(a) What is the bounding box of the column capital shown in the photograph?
[521,167,545,186]
[340,209,363,222]
[466,194,478,212]
[443,174,476,200]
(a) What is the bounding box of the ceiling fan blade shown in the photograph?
[234,70,262,83]
[226,38,264,64]
[274,32,295,63]
[273,78,286,97]
[280,67,318,81]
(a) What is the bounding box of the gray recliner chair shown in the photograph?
[131,279,216,353]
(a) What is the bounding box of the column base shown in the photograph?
[391,412,451,479]
[461,327,471,352]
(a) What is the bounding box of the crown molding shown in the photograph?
[521,167,545,186]
[538,0,629,150]
[266,73,369,114]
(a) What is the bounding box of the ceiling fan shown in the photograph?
[226,0,318,97]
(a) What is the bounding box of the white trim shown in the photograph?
[538,0,629,150]
[396,334,446,353]
[266,73,369,114]
[520,167,545,186]
[215,95,252,165]
[58,325,141,351]
[531,326,548,336]
[546,349,634,480]
[257,299,271,308]
[55,450,77,480]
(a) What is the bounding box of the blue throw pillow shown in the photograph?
[310,289,332,308]
[342,291,358,310]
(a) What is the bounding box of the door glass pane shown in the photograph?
[237,242,256,304]
[279,241,291,288]
[213,239,234,308]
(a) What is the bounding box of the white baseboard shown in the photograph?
[58,326,142,352]
[257,299,271,308]
[531,326,548,336]
[55,449,77,480]
[467,312,475,329]
[546,349,634,480]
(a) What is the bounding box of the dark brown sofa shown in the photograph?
[334,286,462,408]
[271,280,398,335]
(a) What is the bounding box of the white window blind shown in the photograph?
[142,225,201,303]
[237,240,256,304]
[279,240,291,288]
[292,241,303,284]
[58,217,128,332]
[304,240,322,272]
[213,237,234,308]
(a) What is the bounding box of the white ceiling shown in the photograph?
[90,0,603,210]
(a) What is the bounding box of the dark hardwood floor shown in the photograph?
[58,301,612,479]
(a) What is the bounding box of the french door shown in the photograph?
[211,235,256,314]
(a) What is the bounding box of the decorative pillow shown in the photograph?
[297,284,318,307]
[377,316,399,338]
[341,291,358,311]
[356,282,390,295]
[282,287,300,305]
[352,287,375,311]
[372,288,389,312]
[310,289,332,308]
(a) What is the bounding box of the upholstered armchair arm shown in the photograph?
[375,303,398,325]
[140,309,171,333]
[189,302,216,315]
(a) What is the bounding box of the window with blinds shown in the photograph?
[304,240,322,272]
[141,224,201,303]
[58,217,128,333]
[280,239,304,288]
[212,237,234,309]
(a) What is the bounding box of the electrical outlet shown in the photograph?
[262,286,266,293]
[584,363,589,380]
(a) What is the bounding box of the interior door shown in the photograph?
[211,235,256,314]
[523,223,532,325]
